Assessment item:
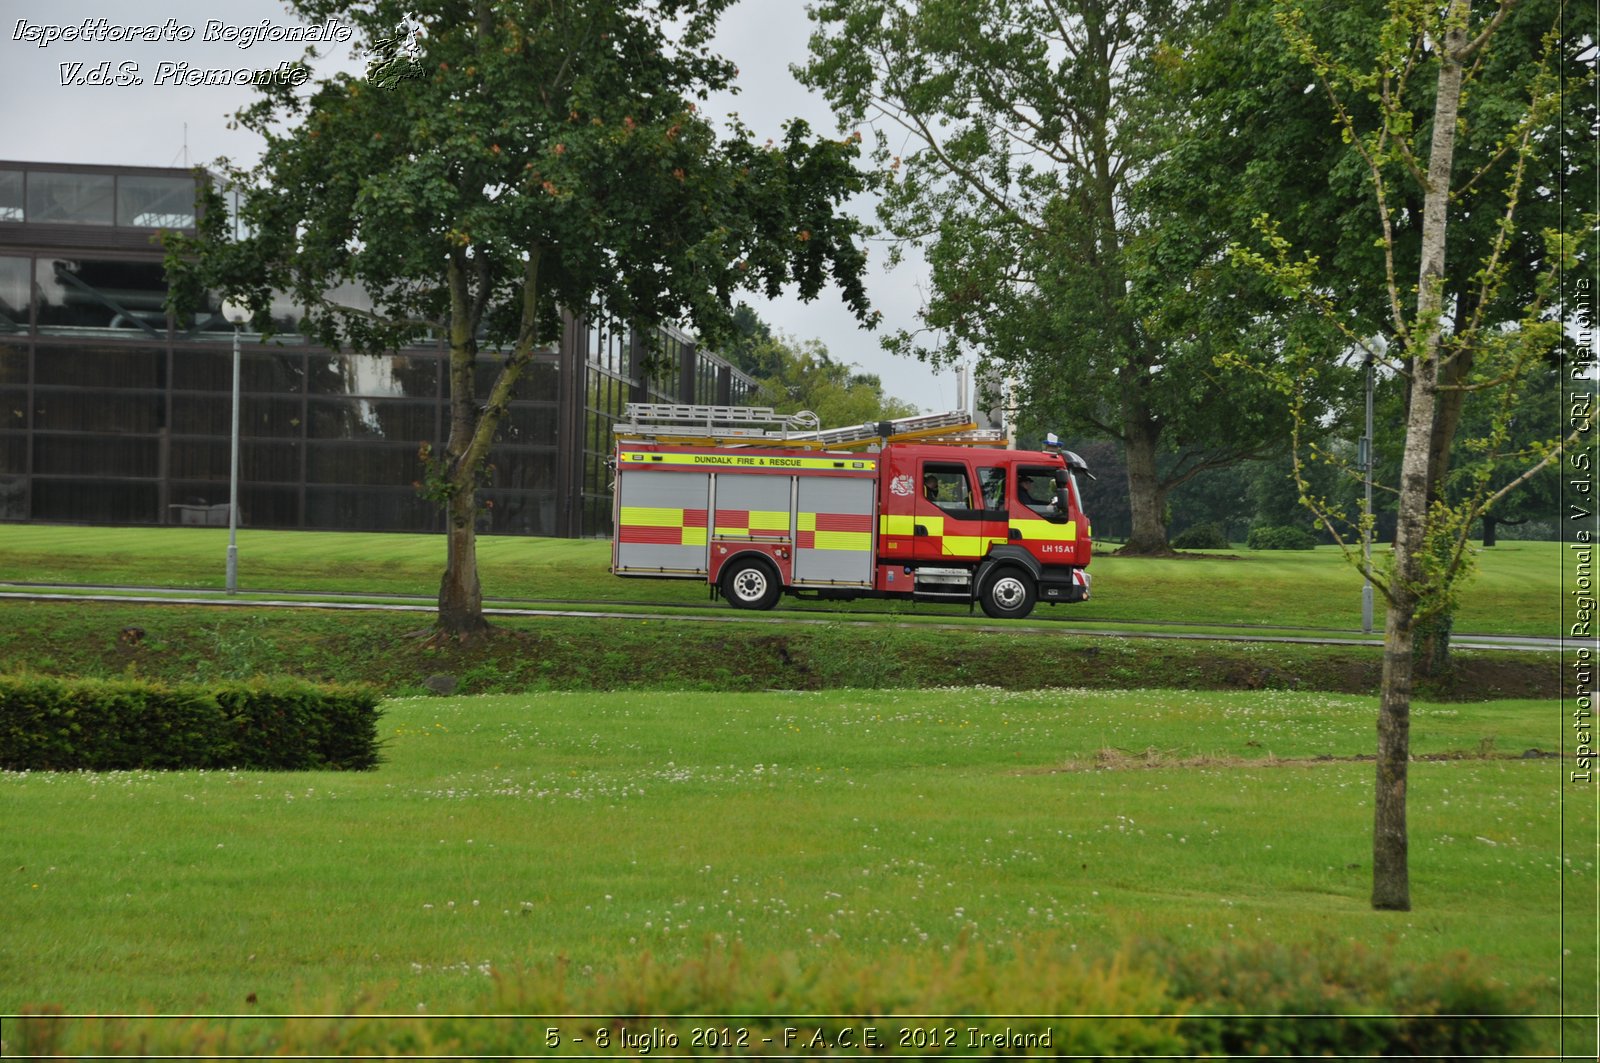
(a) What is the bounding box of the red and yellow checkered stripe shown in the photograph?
[711,509,790,537]
[798,512,872,551]
[878,514,1078,559]
[617,507,873,552]
[618,506,708,546]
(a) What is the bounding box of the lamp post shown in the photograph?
[1361,353,1375,635]
[221,299,248,594]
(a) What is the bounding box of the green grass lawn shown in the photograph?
[0,526,1586,1054]
[0,524,1564,636]
[2,687,1587,1030]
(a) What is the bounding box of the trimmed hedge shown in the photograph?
[1247,524,1320,550]
[0,675,382,771]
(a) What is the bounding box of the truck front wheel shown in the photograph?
[980,568,1037,620]
[720,557,782,610]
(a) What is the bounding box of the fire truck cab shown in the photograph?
[872,443,1091,618]
[610,406,1092,620]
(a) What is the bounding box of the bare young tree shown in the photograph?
[1232,0,1584,909]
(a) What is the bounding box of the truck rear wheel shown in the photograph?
[721,557,782,610]
[980,568,1037,620]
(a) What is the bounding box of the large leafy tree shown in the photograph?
[802,0,1330,554]
[168,0,875,636]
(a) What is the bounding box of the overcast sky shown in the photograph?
[0,0,963,413]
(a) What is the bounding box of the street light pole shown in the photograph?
[222,300,248,595]
[1362,354,1375,635]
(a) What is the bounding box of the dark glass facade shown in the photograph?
[0,161,754,538]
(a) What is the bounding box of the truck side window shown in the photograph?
[1018,466,1066,522]
[922,463,973,511]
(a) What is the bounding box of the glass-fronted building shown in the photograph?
[0,160,754,538]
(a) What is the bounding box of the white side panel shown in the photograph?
[793,476,874,586]
[613,470,711,574]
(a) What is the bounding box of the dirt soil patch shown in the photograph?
[1021,745,1563,775]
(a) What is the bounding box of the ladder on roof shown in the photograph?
[613,403,1005,450]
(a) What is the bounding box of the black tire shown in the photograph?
[720,557,782,610]
[980,567,1037,620]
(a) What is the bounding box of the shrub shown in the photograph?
[1143,938,1530,1057]
[0,675,382,771]
[9,941,1528,1057]
[8,944,1189,1057]
[1246,524,1319,550]
[1171,522,1230,550]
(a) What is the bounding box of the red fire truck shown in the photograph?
[610,405,1091,619]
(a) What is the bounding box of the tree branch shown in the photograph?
[1457,0,1518,60]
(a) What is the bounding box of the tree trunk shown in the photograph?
[431,250,543,637]
[1413,514,1456,678]
[1376,348,1439,910]
[1075,18,1172,559]
[1371,0,1471,912]
[438,484,489,637]
[1482,513,1497,546]
[1121,409,1173,555]
[1374,600,1415,909]
[1376,351,1438,912]
[1414,611,1453,677]
[435,252,491,639]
